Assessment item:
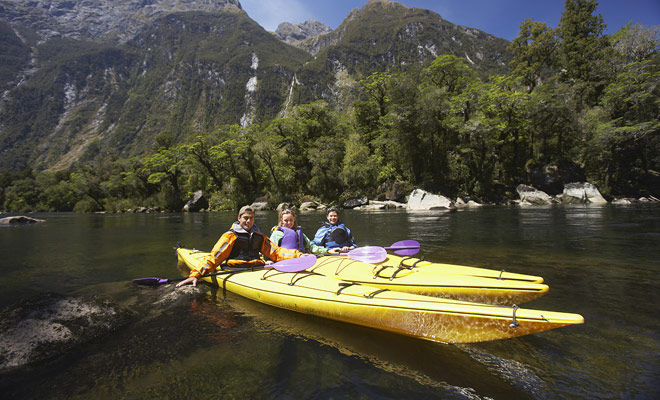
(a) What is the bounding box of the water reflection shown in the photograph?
[1,206,659,399]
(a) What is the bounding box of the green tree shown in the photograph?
[557,0,611,107]
[478,76,531,186]
[611,23,660,63]
[141,143,188,211]
[508,19,558,91]
[585,59,660,196]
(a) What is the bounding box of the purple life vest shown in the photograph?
[278,226,306,252]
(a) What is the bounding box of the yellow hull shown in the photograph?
[381,254,545,283]
[177,248,583,344]
[308,255,549,305]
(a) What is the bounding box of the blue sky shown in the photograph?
[240,0,660,41]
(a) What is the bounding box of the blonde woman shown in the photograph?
[270,209,340,255]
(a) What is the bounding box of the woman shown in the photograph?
[270,209,340,255]
[312,207,357,251]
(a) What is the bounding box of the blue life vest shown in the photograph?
[321,222,352,248]
[277,226,306,252]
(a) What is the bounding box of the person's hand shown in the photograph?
[327,248,340,255]
[340,246,351,252]
[265,260,274,265]
[176,276,198,287]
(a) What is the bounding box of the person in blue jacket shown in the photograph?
[312,207,357,251]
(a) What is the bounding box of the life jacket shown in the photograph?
[277,226,306,252]
[321,222,352,248]
[228,229,264,261]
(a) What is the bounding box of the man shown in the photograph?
[176,205,303,287]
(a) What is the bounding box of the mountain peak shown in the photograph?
[273,19,332,44]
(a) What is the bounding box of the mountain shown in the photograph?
[273,19,332,45]
[0,0,512,171]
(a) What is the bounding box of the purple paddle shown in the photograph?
[384,240,420,256]
[269,255,317,272]
[347,246,388,263]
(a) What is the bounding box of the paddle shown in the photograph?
[346,246,388,263]
[345,240,421,263]
[384,240,420,256]
[133,255,318,286]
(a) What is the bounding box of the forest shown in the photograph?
[1,1,659,212]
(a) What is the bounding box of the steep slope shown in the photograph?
[0,9,311,170]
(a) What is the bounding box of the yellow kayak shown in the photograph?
[177,248,583,344]
[308,255,548,305]
[380,254,545,283]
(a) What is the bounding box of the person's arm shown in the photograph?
[312,226,327,246]
[303,233,336,255]
[176,232,235,287]
[260,233,303,261]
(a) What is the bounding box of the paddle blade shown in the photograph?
[132,277,171,286]
[348,246,388,263]
[385,240,420,256]
[273,255,318,272]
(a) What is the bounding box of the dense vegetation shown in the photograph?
[1,0,659,212]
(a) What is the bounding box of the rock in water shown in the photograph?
[0,293,133,370]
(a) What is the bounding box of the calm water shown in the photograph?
[1,205,659,399]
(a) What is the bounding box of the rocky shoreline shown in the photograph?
[3,183,657,218]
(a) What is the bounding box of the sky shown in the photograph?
[240,0,660,41]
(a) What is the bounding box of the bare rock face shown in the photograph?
[0,293,134,370]
[273,19,332,44]
[1,0,243,43]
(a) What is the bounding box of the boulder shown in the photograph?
[406,189,454,210]
[276,202,293,211]
[249,201,270,211]
[0,216,45,225]
[300,201,321,211]
[562,182,607,204]
[0,293,133,370]
[357,200,406,210]
[182,190,209,212]
[612,198,635,205]
[516,184,553,205]
[343,196,368,209]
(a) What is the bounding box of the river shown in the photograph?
[1,205,659,399]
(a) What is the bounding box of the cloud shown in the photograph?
[240,0,314,31]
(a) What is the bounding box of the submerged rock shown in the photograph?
[0,216,45,225]
[0,293,134,370]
